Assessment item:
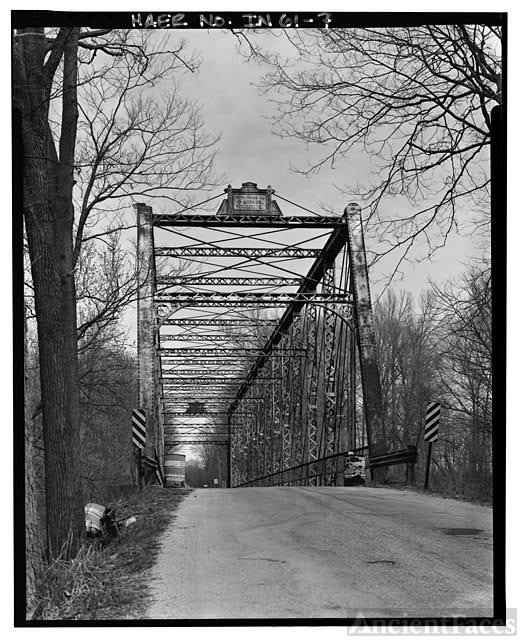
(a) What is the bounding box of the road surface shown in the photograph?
[146,486,493,620]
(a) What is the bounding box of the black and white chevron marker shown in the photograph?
[132,408,146,449]
[424,401,441,442]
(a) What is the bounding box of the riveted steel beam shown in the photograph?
[162,369,246,376]
[159,348,305,357]
[160,335,255,343]
[135,202,159,487]
[165,440,229,450]
[162,378,280,385]
[164,412,253,416]
[321,263,339,484]
[164,432,242,436]
[155,247,321,258]
[157,277,304,287]
[155,291,353,305]
[162,397,263,401]
[153,213,348,228]
[159,318,277,327]
[345,203,384,459]
[143,192,377,490]
[162,362,247,368]
[228,223,352,416]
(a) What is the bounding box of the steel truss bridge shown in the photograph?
[135,182,384,488]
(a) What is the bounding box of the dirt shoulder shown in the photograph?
[37,486,190,620]
[365,480,493,507]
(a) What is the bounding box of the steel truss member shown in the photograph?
[135,184,383,487]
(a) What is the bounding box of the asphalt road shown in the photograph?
[146,486,493,620]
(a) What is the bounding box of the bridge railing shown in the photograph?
[235,445,418,487]
[367,445,418,484]
[235,448,369,488]
[367,445,418,469]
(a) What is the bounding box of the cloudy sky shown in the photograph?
[116,25,492,349]
[168,28,487,301]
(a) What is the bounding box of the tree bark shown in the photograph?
[14,27,84,558]
[24,301,43,618]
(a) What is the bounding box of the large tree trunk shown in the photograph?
[24,301,43,617]
[14,27,84,558]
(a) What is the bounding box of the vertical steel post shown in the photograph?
[250,400,258,481]
[136,202,157,484]
[256,394,265,483]
[231,411,241,487]
[246,399,254,483]
[262,366,273,483]
[271,355,282,478]
[298,308,312,484]
[349,328,357,449]
[235,410,245,485]
[424,441,433,490]
[306,303,319,485]
[154,349,165,477]
[227,414,232,488]
[284,313,303,485]
[345,203,384,459]
[334,308,351,484]
[321,262,338,484]
[288,314,304,484]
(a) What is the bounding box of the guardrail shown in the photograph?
[367,445,418,484]
[235,447,369,487]
[368,445,417,468]
[235,445,418,487]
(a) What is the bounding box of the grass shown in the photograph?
[34,485,190,620]
[366,478,493,506]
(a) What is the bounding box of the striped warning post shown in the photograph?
[424,401,441,442]
[132,409,146,449]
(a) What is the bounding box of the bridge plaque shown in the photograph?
[233,193,266,211]
[217,182,283,217]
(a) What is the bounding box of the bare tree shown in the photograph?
[15,27,85,558]
[75,232,139,350]
[77,329,137,503]
[200,444,227,487]
[431,263,492,498]
[372,265,492,498]
[235,26,501,277]
[71,30,219,266]
[24,300,43,617]
[14,27,219,559]
[185,458,206,488]
[374,290,441,451]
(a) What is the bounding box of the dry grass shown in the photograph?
[35,486,190,620]
[366,479,493,506]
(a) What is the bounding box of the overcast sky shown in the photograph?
[172,29,487,300]
[120,26,492,353]
[144,26,494,462]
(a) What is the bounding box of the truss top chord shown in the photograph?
[156,277,305,288]
[159,348,306,355]
[155,291,353,304]
[160,335,259,342]
[158,319,278,326]
[153,213,347,228]
[155,247,322,258]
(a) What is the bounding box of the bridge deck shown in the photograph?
[146,487,493,620]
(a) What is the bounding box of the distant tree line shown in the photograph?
[373,261,492,500]
[185,448,228,488]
